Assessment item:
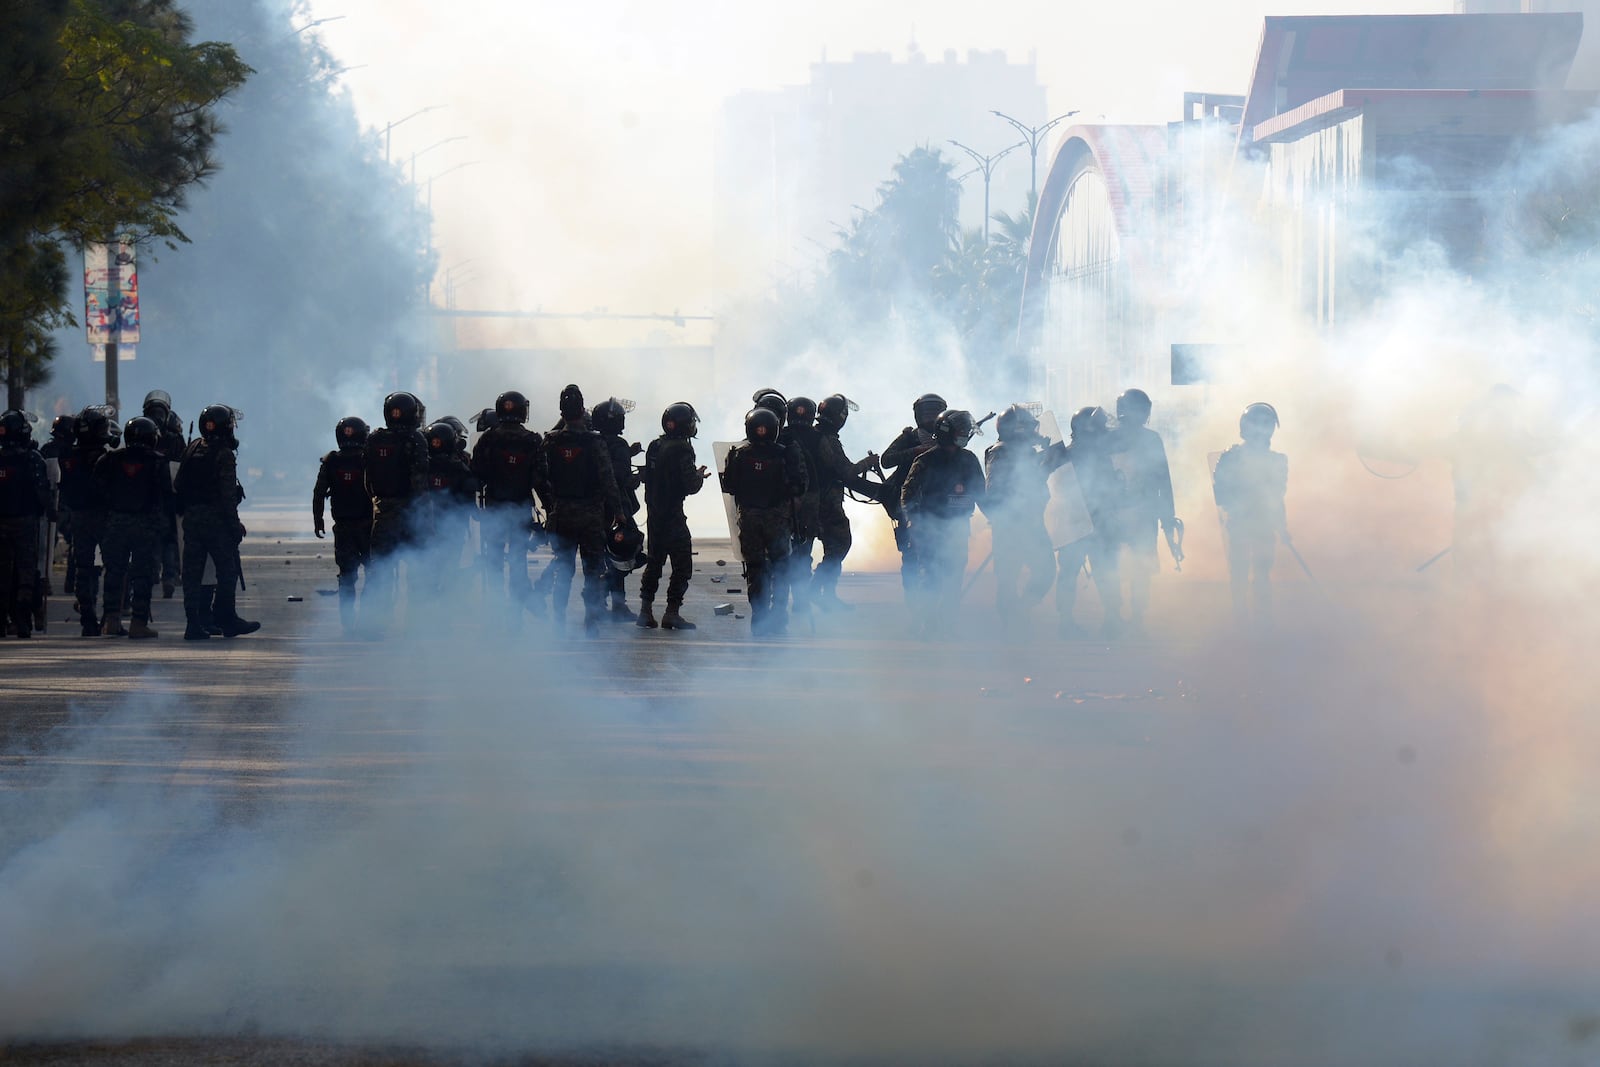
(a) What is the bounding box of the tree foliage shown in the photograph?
[0,0,249,396]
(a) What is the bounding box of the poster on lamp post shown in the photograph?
[84,242,140,354]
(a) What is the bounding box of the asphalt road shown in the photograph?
[6,500,1574,1066]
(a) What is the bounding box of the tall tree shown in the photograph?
[0,0,249,403]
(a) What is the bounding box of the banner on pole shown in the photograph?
[84,242,140,346]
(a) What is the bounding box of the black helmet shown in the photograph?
[164,410,183,436]
[474,406,500,432]
[496,390,529,424]
[786,396,816,428]
[913,393,947,429]
[0,409,31,446]
[75,405,115,446]
[336,415,370,449]
[559,384,585,420]
[50,414,75,443]
[592,398,627,436]
[1069,405,1109,441]
[124,415,160,449]
[752,389,787,426]
[995,403,1040,442]
[933,409,975,447]
[198,404,238,441]
[816,393,850,432]
[1240,402,1279,440]
[383,391,424,430]
[439,415,469,451]
[744,406,781,444]
[1116,388,1153,424]
[425,421,458,455]
[142,389,173,423]
[662,402,698,439]
[605,517,646,573]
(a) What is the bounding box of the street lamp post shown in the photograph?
[990,109,1080,201]
[948,139,1025,243]
[409,135,468,182]
[383,104,444,164]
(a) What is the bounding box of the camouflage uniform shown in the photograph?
[721,438,806,633]
[543,422,622,628]
[97,443,174,630]
[638,435,705,614]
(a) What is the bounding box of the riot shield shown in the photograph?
[710,441,742,563]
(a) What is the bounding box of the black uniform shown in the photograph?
[599,430,642,607]
[783,421,823,611]
[154,416,186,594]
[1213,443,1288,621]
[721,438,806,633]
[471,422,546,608]
[900,446,986,625]
[882,425,937,589]
[1107,422,1176,626]
[1056,438,1123,632]
[811,429,879,603]
[59,441,111,632]
[363,425,429,612]
[175,437,247,632]
[543,422,623,628]
[96,442,174,628]
[313,447,373,626]
[0,443,53,636]
[638,436,705,614]
[984,438,1067,622]
[424,449,478,594]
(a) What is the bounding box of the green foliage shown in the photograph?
[749,147,1036,382]
[0,0,249,393]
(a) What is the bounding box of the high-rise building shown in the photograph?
[715,47,1048,293]
[1457,0,1600,86]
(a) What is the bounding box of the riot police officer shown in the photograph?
[363,391,429,621]
[882,393,947,592]
[1106,387,1179,635]
[810,394,882,612]
[176,404,259,640]
[470,390,546,621]
[423,420,478,596]
[1213,402,1288,624]
[900,409,987,636]
[636,402,706,631]
[96,416,173,638]
[142,389,186,598]
[59,406,118,636]
[984,404,1067,628]
[590,397,642,620]
[721,406,806,635]
[543,384,622,635]
[1057,406,1123,638]
[784,396,823,615]
[0,411,53,638]
[313,416,374,633]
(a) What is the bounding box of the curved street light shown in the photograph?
[383,104,445,164]
[990,109,1080,201]
[948,139,1025,243]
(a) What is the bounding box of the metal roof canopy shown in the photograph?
[1236,13,1583,151]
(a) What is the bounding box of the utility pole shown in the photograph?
[990,109,1080,201]
[948,139,1025,243]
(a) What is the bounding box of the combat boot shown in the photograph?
[636,603,658,629]
[79,603,101,638]
[219,615,261,638]
[660,605,695,631]
[609,597,636,623]
[128,616,159,639]
[101,613,126,637]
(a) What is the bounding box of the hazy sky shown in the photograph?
[304,0,1450,326]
